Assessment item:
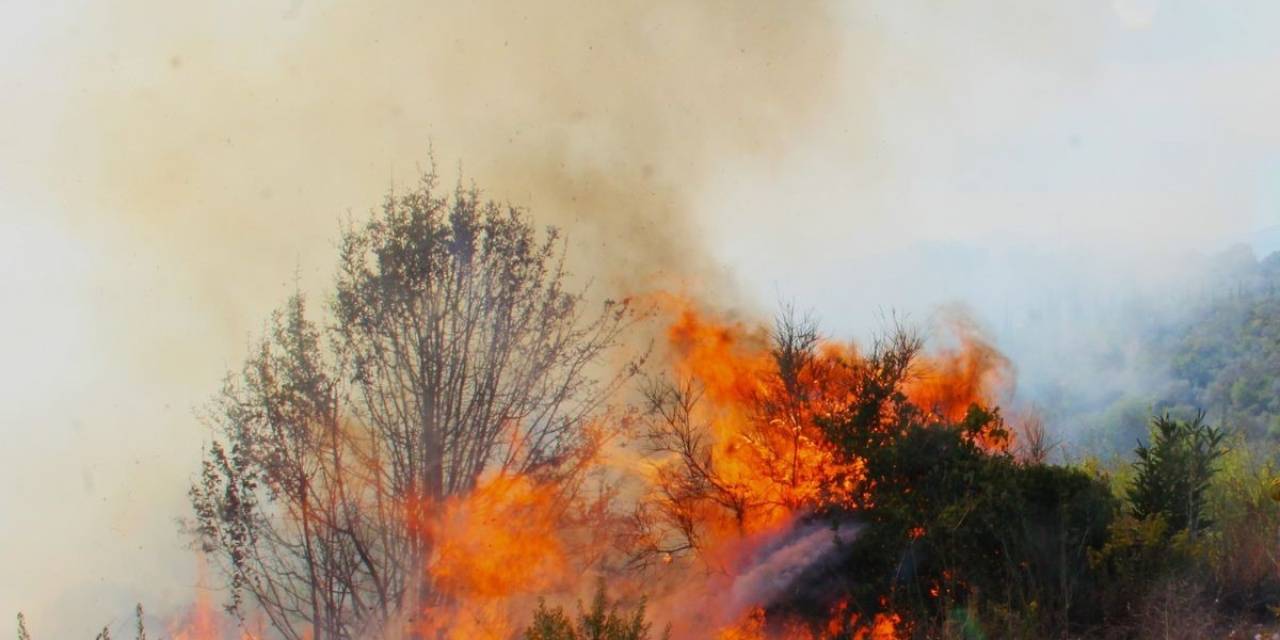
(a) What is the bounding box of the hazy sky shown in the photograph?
[2,1,1279,636]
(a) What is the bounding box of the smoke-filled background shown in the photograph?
[1,0,1277,636]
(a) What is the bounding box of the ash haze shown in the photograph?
[0,1,1277,636]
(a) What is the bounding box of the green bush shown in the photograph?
[1128,412,1226,539]
[1088,513,1202,627]
[1203,436,1280,615]
[837,414,1116,637]
[525,582,667,640]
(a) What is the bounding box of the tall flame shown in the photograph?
[644,298,1005,639]
[173,297,1008,639]
[411,474,571,640]
[168,555,262,640]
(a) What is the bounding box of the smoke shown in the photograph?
[724,521,858,624]
[694,1,1280,450]
[45,0,850,303]
[1,0,852,636]
[644,517,861,639]
[6,0,1280,636]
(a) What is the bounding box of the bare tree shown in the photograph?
[1015,409,1058,464]
[190,168,639,639]
[628,377,746,566]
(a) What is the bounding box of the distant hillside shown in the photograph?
[1151,249,1280,440]
[1057,245,1280,454]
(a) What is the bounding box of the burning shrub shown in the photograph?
[185,217,1155,639]
[614,302,1023,637]
[629,305,1010,571]
[629,307,874,566]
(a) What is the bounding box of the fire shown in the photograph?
[410,474,571,639]
[656,304,868,541]
[902,315,1009,425]
[427,475,568,599]
[169,592,218,640]
[638,298,1007,558]
[167,556,262,640]
[398,298,1005,639]
[632,298,1005,638]
[167,295,1008,639]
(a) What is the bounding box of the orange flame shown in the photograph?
[428,475,568,599]
[168,555,262,640]
[646,298,1006,550]
[664,303,867,522]
[649,298,1001,638]
[171,295,1007,640]
[408,474,572,639]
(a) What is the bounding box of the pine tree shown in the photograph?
[1128,411,1227,538]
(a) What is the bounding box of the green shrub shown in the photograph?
[1128,412,1227,539]
[839,416,1116,637]
[1203,436,1280,615]
[1088,513,1203,627]
[525,582,667,640]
